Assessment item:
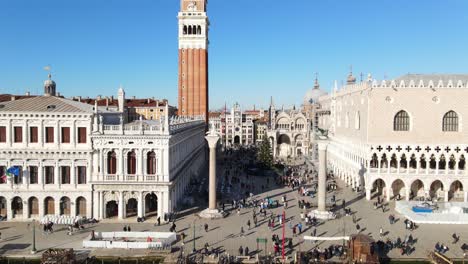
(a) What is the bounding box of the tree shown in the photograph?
[257,134,273,168]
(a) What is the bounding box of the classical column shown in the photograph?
[118,191,124,219]
[37,161,44,188]
[138,191,143,218]
[23,199,29,219]
[157,191,163,220]
[99,191,104,219]
[317,142,328,212]
[71,161,76,186]
[444,190,449,202]
[6,198,12,220]
[206,133,219,210]
[71,121,76,148]
[405,188,410,201]
[70,198,77,217]
[365,187,371,201]
[99,150,104,180]
[54,163,60,187]
[385,186,391,202]
[464,191,468,202]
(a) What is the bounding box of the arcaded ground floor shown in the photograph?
[0,157,467,261]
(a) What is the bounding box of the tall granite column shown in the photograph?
[200,127,225,219]
[206,133,219,210]
[317,142,329,212]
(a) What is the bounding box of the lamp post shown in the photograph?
[192,218,197,253]
[31,219,37,254]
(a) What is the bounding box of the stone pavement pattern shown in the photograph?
[0,156,467,261]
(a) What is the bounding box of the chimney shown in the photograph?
[77,96,82,102]
[11,96,15,101]
[147,98,150,104]
[97,95,101,100]
[110,95,114,102]
[57,92,61,97]
[25,91,30,96]
[132,96,136,100]
[106,98,109,107]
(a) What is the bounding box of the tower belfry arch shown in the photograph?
[178,0,209,121]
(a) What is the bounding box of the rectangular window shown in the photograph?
[77,166,86,184]
[29,166,38,184]
[61,127,70,143]
[13,166,23,184]
[78,127,87,143]
[0,166,6,184]
[45,166,54,184]
[61,166,70,184]
[29,127,38,143]
[14,127,22,143]
[0,126,5,142]
[45,127,54,143]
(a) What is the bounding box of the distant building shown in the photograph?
[209,103,259,147]
[317,73,468,203]
[266,97,312,158]
[0,74,205,221]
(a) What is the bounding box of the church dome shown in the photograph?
[303,78,327,105]
[44,73,56,96]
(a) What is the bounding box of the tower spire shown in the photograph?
[347,65,356,85]
[314,72,320,89]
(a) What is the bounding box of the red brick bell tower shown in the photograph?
[178,0,209,121]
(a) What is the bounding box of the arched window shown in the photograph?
[394,110,410,131]
[197,25,201,34]
[355,111,360,130]
[107,151,117,174]
[127,151,136,174]
[183,25,187,35]
[188,26,192,35]
[147,151,157,175]
[442,111,459,132]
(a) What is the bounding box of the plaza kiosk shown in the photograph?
[347,234,379,264]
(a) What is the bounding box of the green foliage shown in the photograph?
[257,134,273,168]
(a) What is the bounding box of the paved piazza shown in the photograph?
[0,156,466,262]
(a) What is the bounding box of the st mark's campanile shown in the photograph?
[178,0,209,121]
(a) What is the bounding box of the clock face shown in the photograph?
[235,127,240,132]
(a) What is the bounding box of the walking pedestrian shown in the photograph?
[157,216,161,226]
[452,233,459,243]
[204,223,209,232]
[238,246,244,256]
[247,220,251,230]
[356,224,360,233]
[253,217,258,227]
[298,223,302,234]
[312,227,317,237]
[379,227,383,237]
[240,226,245,237]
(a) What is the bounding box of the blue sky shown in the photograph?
[1,0,467,110]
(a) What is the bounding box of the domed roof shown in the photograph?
[44,73,56,96]
[303,78,327,105]
[44,74,56,87]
